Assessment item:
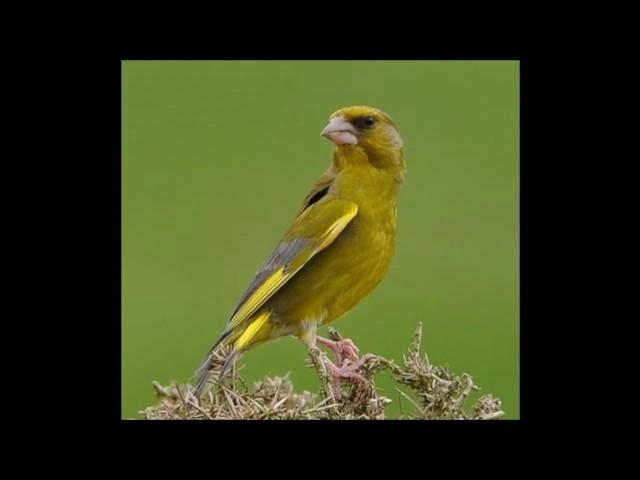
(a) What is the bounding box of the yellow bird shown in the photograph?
[194,105,406,398]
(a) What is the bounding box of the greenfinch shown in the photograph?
[194,105,406,397]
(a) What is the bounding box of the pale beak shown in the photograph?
[321,117,358,145]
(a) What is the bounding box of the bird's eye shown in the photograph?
[354,116,376,129]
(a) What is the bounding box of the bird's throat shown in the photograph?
[333,145,406,185]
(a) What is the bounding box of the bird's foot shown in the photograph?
[323,357,368,401]
[325,355,367,401]
[315,335,369,401]
[316,336,360,365]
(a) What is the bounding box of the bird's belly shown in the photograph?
[268,213,396,331]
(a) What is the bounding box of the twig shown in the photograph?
[141,323,506,420]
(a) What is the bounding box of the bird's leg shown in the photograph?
[316,336,360,365]
[322,357,367,401]
[315,336,365,401]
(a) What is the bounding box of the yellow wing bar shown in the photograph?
[234,311,271,351]
[225,199,358,333]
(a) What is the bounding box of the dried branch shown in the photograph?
[140,324,505,420]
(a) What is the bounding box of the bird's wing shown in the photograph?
[193,195,357,396]
[224,197,358,335]
[297,169,336,214]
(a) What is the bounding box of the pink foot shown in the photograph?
[316,336,360,365]
[325,358,367,401]
[316,336,366,401]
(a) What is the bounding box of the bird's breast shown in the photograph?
[268,199,398,328]
[320,202,398,323]
[268,165,401,330]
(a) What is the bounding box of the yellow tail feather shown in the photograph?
[234,311,272,351]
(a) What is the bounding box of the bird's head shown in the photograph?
[321,105,406,182]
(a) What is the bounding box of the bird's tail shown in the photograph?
[192,311,272,398]
[193,348,239,398]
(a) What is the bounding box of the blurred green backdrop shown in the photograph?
[122,60,519,419]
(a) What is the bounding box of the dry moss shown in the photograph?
[140,324,505,420]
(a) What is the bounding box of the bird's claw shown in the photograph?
[324,356,368,401]
[316,336,360,364]
[338,339,360,362]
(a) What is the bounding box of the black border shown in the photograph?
[94,55,540,435]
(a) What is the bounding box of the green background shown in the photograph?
[122,60,519,419]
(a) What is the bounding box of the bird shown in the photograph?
[193,105,406,399]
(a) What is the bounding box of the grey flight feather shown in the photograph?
[192,175,337,399]
[192,238,309,399]
[228,237,310,323]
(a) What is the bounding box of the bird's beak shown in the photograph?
[321,117,358,146]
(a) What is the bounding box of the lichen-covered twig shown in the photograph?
[140,323,505,420]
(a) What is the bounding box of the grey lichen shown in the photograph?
[140,323,505,420]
